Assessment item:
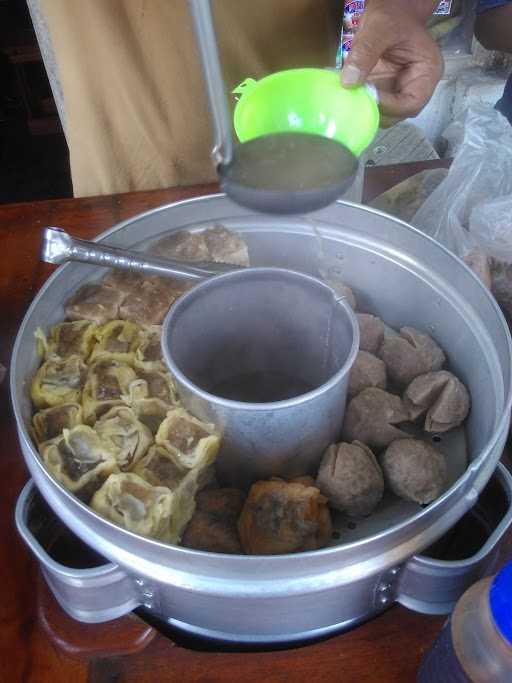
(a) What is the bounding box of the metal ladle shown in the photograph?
[41,227,239,281]
[189,0,359,215]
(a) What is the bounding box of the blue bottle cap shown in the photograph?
[490,561,512,645]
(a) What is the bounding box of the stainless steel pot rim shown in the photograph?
[161,266,360,411]
[11,194,512,564]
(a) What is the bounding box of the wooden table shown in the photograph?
[1,164,507,682]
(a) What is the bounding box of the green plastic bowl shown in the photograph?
[233,68,379,158]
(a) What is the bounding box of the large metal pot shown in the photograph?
[11,195,512,643]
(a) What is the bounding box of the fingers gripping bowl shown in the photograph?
[11,196,512,641]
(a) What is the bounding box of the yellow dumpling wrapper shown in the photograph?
[36,320,98,361]
[134,325,165,372]
[89,320,141,364]
[155,407,220,469]
[39,425,118,501]
[32,402,83,444]
[94,405,153,471]
[82,359,137,424]
[91,472,177,542]
[31,355,87,409]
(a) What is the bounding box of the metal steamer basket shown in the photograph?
[12,196,512,643]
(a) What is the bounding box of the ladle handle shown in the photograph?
[41,227,240,281]
[189,0,234,167]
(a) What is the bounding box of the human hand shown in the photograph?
[341,0,443,127]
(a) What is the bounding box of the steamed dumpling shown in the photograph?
[118,276,191,326]
[94,406,153,470]
[89,320,141,364]
[36,320,97,361]
[316,441,384,517]
[155,407,220,469]
[153,226,249,267]
[82,359,137,424]
[31,355,87,409]
[32,402,83,444]
[343,388,409,451]
[91,472,177,542]
[381,439,447,505]
[403,371,470,433]
[348,351,387,398]
[378,327,446,386]
[134,325,165,372]
[39,425,118,501]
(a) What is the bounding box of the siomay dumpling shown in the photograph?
[31,355,87,409]
[89,320,141,364]
[379,327,446,387]
[91,472,178,542]
[36,320,97,361]
[155,407,220,469]
[152,226,250,267]
[39,425,117,501]
[134,325,165,372]
[94,406,153,471]
[32,402,83,444]
[118,276,191,327]
[82,359,137,424]
[403,370,470,433]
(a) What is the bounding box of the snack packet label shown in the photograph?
[434,1,453,14]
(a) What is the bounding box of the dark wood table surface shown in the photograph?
[1,161,505,682]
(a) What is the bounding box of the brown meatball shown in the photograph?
[404,371,470,433]
[65,284,124,325]
[348,351,387,398]
[238,479,332,555]
[357,314,385,354]
[181,488,246,554]
[381,439,447,505]
[343,388,409,451]
[378,327,446,387]
[316,441,384,517]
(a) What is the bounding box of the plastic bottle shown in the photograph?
[417,561,512,682]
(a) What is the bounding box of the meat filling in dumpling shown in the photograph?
[155,407,220,469]
[94,406,153,470]
[238,479,332,555]
[403,370,470,433]
[31,355,87,409]
[379,327,446,386]
[316,441,384,517]
[343,387,409,451]
[348,351,387,398]
[82,359,137,424]
[39,425,117,500]
[381,439,447,505]
[32,402,83,444]
[65,284,125,325]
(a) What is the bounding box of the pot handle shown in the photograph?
[395,463,512,615]
[15,480,141,623]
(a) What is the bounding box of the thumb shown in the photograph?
[341,19,388,87]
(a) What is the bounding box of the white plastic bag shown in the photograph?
[413,104,512,260]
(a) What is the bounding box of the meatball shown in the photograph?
[343,388,409,451]
[316,441,384,517]
[348,350,387,398]
[357,314,385,354]
[381,439,447,505]
[378,327,446,386]
[404,370,470,433]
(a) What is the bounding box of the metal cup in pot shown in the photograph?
[162,267,359,489]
